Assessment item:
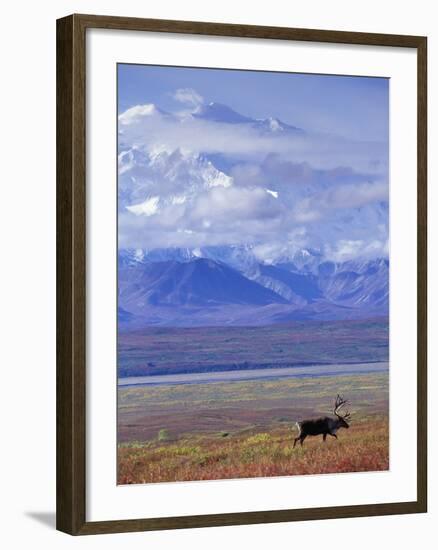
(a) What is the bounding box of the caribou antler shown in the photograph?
[333,394,350,418]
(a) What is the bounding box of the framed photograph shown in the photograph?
[56,14,427,535]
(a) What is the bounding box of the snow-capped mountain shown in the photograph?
[118,102,304,220]
[119,244,259,272]
[118,103,170,125]
[120,245,324,274]
[193,102,302,134]
[118,100,387,254]
[118,146,232,216]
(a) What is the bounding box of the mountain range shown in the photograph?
[118,246,388,328]
[117,98,388,328]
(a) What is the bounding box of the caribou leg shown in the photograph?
[329,433,338,439]
[323,433,327,442]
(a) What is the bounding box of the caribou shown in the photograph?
[293,395,351,448]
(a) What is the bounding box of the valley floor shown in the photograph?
[118,318,389,377]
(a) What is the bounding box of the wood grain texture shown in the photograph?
[56,13,427,535]
[74,13,426,47]
[56,14,86,535]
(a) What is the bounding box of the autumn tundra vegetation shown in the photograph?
[117,372,389,484]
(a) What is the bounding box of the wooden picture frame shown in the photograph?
[57,13,427,535]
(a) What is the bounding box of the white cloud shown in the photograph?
[192,186,283,223]
[172,88,204,107]
[324,239,389,262]
[293,181,388,223]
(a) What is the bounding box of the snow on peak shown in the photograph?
[171,195,187,205]
[268,117,282,131]
[255,115,301,134]
[134,249,145,262]
[126,196,160,216]
[193,102,254,124]
[204,164,232,188]
[192,248,202,257]
[118,104,162,125]
[148,144,174,159]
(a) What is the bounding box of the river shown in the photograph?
[118,361,388,387]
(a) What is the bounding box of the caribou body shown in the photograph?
[293,395,351,448]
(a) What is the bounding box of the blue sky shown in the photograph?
[117,64,389,261]
[118,64,389,142]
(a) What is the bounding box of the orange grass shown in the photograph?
[118,417,388,484]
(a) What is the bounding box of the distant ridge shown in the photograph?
[119,258,288,311]
[118,249,389,328]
